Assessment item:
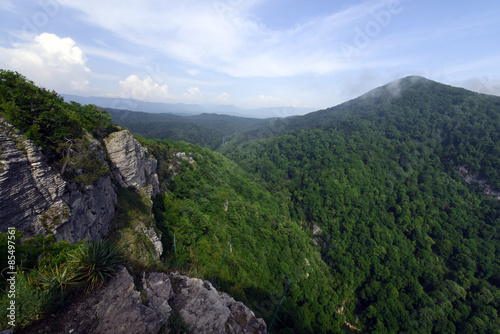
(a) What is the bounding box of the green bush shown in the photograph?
[0,234,123,330]
[0,271,48,330]
[70,239,123,293]
[37,264,79,295]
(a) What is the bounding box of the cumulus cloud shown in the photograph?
[216,92,231,102]
[118,75,170,101]
[0,33,90,91]
[183,87,200,98]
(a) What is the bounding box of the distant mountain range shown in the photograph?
[61,94,315,118]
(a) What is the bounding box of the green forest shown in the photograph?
[106,108,270,150]
[1,71,499,333]
[220,77,500,333]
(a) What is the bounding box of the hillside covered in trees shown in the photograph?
[106,108,270,150]
[117,76,500,333]
[1,71,499,333]
[221,76,500,333]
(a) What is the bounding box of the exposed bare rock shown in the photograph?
[0,120,116,242]
[175,152,195,163]
[455,166,500,200]
[142,271,174,325]
[20,269,265,334]
[168,151,195,177]
[18,267,164,334]
[105,130,159,198]
[172,274,267,334]
[105,130,163,258]
[0,123,65,235]
[135,221,163,258]
[94,267,162,334]
[56,176,117,242]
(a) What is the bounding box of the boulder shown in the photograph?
[172,274,267,334]
[94,267,162,334]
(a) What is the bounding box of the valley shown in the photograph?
[1,71,499,333]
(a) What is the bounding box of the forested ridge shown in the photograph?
[106,108,270,150]
[221,76,500,333]
[1,71,500,333]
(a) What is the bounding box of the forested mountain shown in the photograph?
[1,70,499,333]
[105,108,270,150]
[221,76,500,332]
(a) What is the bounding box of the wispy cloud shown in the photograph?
[57,0,399,78]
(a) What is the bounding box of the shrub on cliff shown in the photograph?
[70,238,123,293]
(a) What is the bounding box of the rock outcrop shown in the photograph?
[0,122,66,235]
[105,130,163,257]
[455,166,500,200]
[94,267,163,334]
[0,123,166,244]
[105,130,160,198]
[20,268,267,334]
[0,120,116,242]
[172,274,267,334]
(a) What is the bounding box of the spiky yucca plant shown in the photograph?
[70,238,122,293]
[37,264,78,294]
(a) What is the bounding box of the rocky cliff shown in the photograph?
[0,119,116,242]
[0,122,162,245]
[18,267,267,334]
[1,121,266,333]
[105,130,160,198]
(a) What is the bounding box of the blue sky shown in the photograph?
[1,0,499,114]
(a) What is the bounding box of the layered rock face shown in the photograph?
[105,130,163,257]
[0,124,164,244]
[105,130,159,198]
[0,123,66,235]
[0,120,116,242]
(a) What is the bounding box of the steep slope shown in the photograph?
[140,138,343,333]
[0,71,268,333]
[223,77,500,333]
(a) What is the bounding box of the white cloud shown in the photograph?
[183,86,200,98]
[33,33,89,71]
[0,33,90,91]
[71,79,89,90]
[56,0,395,78]
[118,75,170,101]
[216,92,231,102]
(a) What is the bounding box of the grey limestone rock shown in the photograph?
[94,267,162,334]
[172,274,267,334]
[0,120,116,242]
[135,220,164,258]
[55,176,117,242]
[142,271,174,325]
[0,122,66,235]
[104,130,159,198]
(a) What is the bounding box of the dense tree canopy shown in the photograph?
[2,71,499,333]
[0,70,116,183]
[222,77,500,333]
